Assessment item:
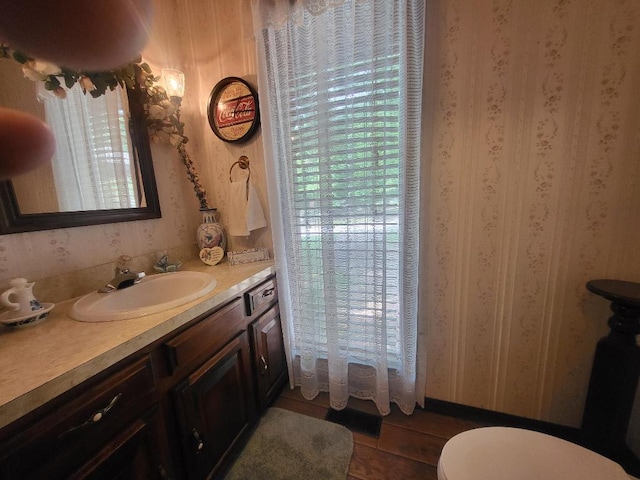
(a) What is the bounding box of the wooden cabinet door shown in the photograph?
[251,305,288,411]
[173,331,256,480]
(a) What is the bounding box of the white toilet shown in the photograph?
[437,427,633,480]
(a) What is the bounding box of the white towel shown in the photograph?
[228,180,267,236]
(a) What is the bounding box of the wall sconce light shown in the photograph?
[161,68,185,100]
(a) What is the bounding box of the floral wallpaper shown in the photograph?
[422,0,640,439]
[143,0,273,255]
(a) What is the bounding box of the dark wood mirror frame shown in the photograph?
[0,86,162,234]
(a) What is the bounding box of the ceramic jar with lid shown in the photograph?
[197,208,226,251]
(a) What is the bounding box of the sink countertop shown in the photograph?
[0,259,275,430]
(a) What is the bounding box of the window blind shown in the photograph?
[286,52,404,367]
[42,85,138,212]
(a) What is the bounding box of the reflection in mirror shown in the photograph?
[0,59,161,233]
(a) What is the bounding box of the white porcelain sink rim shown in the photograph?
[69,271,217,322]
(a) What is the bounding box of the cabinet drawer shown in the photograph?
[164,298,245,374]
[0,355,155,479]
[245,277,278,317]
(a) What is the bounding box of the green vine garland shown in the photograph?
[0,45,210,210]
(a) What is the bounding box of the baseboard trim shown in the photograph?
[422,397,582,441]
[422,396,640,477]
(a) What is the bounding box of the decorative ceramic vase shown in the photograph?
[197,208,226,252]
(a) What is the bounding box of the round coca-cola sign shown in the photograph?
[207,77,260,143]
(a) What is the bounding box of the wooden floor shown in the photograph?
[273,388,485,480]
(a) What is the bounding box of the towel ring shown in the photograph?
[229,155,251,183]
[229,155,251,200]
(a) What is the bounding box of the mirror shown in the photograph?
[0,60,161,234]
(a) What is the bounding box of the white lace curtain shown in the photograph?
[252,0,425,415]
[39,84,138,212]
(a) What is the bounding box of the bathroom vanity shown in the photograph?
[0,260,287,480]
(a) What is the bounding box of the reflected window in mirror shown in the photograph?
[0,58,161,233]
[14,84,145,213]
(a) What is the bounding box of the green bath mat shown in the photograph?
[223,407,353,480]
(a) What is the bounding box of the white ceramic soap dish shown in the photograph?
[0,302,55,327]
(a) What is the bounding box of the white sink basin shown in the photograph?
[69,271,217,322]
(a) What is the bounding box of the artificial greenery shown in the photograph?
[0,45,209,209]
[1,44,151,98]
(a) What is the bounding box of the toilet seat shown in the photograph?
[437,427,629,480]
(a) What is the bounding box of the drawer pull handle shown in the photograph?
[260,355,269,373]
[261,287,275,298]
[59,393,122,439]
[192,428,205,453]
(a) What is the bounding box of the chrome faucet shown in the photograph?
[98,255,146,293]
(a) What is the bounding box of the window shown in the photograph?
[288,57,404,366]
[40,84,141,212]
[254,0,424,413]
